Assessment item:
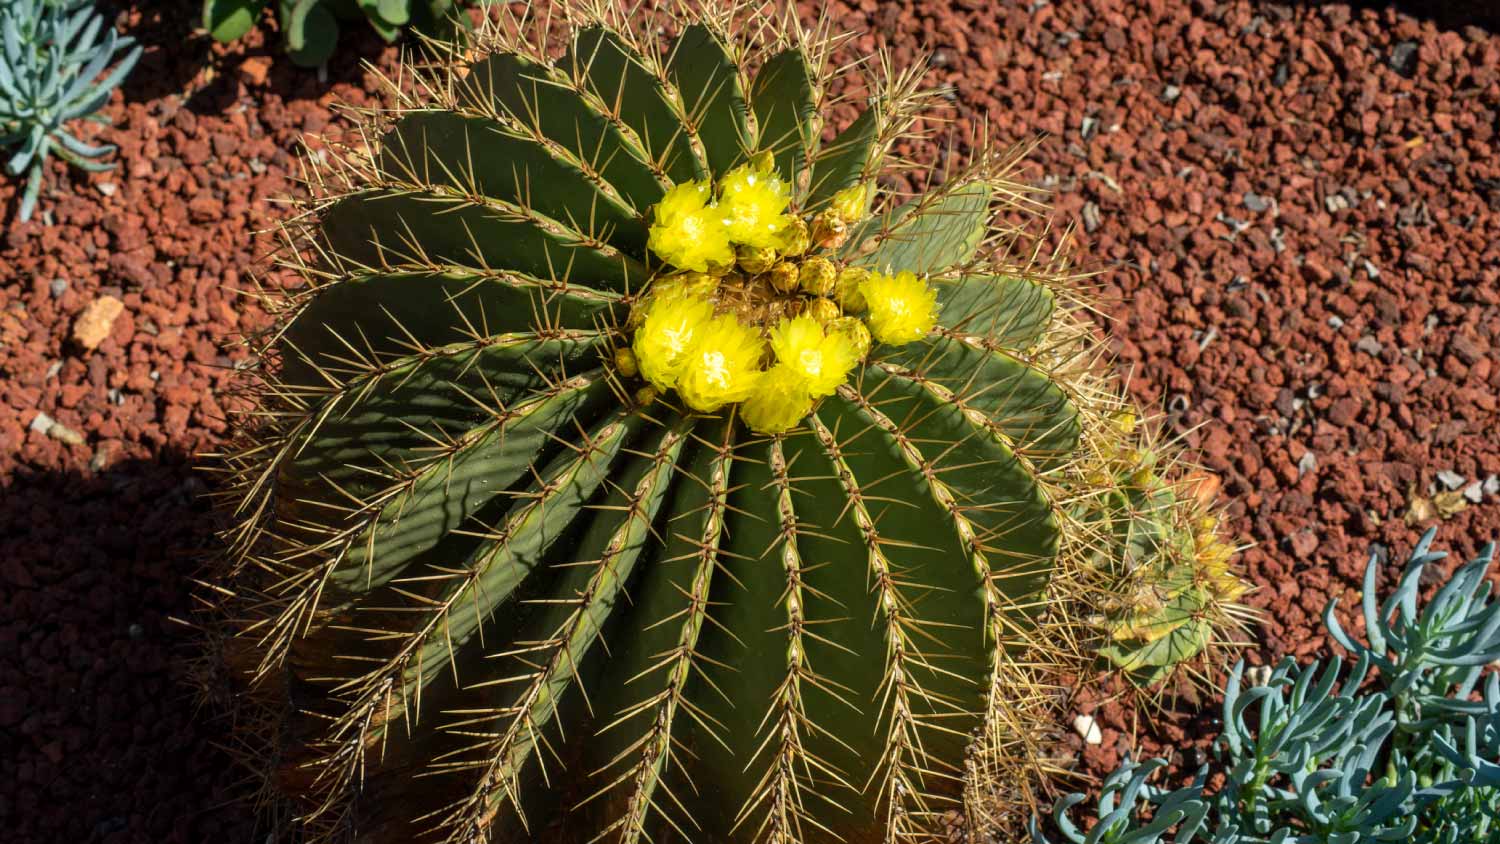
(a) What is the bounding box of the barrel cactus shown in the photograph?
[214,3,1229,841]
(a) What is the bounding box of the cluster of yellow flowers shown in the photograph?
[625,157,940,434]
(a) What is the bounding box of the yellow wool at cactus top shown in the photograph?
[633,294,716,390]
[860,270,939,345]
[675,314,766,412]
[740,364,814,435]
[769,316,860,398]
[718,161,795,248]
[646,181,735,273]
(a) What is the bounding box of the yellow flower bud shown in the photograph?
[799,256,836,297]
[614,347,639,378]
[829,182,869,221]
[833,266,869,312]
[777,216,810,257]
[827,316,871,359]
[736,244,777,275]
[804,297,841,325]
[810,211,848,250]
[860,269,938,345]
[635,385,659,407]
[769,261,800,294]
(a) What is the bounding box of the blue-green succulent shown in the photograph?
[0,0,140,222]
[1032,528,1500,844]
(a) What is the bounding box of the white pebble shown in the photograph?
[1073,714,1102,745]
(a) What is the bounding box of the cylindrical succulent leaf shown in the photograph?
[209,4,1217,842]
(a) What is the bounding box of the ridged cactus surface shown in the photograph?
[213,3,1231,842]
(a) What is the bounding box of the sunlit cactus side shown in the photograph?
[208,2,1168,842]
[1069,410,1251,686]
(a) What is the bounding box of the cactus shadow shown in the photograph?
[0,452,256,843]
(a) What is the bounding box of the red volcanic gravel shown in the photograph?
[1,1,1498,840]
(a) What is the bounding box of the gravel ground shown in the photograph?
[1,1,1497,840]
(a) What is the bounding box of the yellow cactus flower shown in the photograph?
[719,161,793,249]
[829,182,870,221]
[860,269,938,345]
[676,314,766,412]
[769,315,860,398]
[648,180,735,273]
[741,364,815,435]
[633,294,716,390]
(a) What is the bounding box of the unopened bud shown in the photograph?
[810,211,848,250]
[736,244,777,275]
[778,217,810,257]
[635,385,659,407]
[799,256,836,297]
[805,297,840,325]
[614,347,639,378]
[834,266,869,312]
[829,182,869,221]
[828,316,872,358]
[769,261,800,294]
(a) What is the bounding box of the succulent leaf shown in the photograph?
[205,0,267,42]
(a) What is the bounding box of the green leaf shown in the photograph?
[276,269,620,391]
[844,184,990,275]
[204,0,266,42]
[667,24,750,177]
[457,52,667,212]
[749,48,818,187]
[318,189,649,293]
[804,106,879,212]
[933,274,1055,349]
[378,110,647,254]
[563,27,705,185]
[873,335,1080,466]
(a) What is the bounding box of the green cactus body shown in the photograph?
[219,5,1149,842]
[1082,428,1249,686]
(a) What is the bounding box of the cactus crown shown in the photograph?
[212,3,1236,842]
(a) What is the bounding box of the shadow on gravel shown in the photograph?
[0,452,257,844]
[118,0,392,112]
[1263,0,1499,32]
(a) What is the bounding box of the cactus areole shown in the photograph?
[219,4,1118,842]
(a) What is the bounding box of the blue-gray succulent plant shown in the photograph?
[0,0,139,222]
[1032,528,1500,844]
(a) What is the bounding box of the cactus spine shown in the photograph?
[210,2,1245,842]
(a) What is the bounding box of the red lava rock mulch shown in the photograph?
[1,1,1498,840]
